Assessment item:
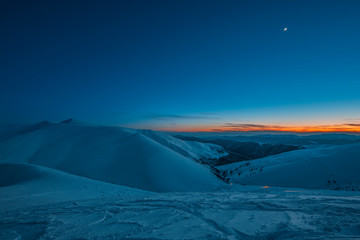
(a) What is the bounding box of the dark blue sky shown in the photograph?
[1,0,360,131]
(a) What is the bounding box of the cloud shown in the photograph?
[223,123,269,129]
[217,122,360,133]
[146,113,222,121]
[211,128,226,132]
[156,121,360,133]
[345,123,360,127]
[344,118,360,122]
[219,123,282,132]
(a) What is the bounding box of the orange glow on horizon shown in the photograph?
[155,124,360,133]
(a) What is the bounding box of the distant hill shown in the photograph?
[219,143,360,191]
[175,135,303,165]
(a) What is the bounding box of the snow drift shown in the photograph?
[0,122,221,192]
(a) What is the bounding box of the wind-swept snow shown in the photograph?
[0,122,221,192]
[219,143,360,190]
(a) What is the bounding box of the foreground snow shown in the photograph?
[1,163,359,239]
[1,182,360,239]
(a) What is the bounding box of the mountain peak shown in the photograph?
[60,118,73,124]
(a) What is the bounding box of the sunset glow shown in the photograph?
[156,124,360,133]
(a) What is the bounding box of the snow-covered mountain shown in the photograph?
[175,135,303,165]
[136,129,228,164]
[1,122,360,239]
[0,121,222,192]
[219,143,360,191]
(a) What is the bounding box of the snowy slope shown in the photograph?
[0,163,145,210]
[0,122,221,192]
[175,135,303,165]
[219,143,360,190]
[134,129,228,164]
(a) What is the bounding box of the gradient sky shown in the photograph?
[1,0,360,132]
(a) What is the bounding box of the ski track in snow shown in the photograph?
[1,188,360,240]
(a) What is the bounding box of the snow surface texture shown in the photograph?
[0,122,221,192]
[219,143,360,191]
[1,176,360,239]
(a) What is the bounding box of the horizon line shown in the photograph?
[153,125,360,133]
